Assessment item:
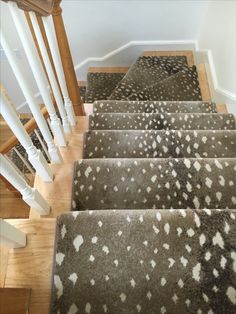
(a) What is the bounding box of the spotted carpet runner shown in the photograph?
[51,53,236,314]
[51,209,236,314]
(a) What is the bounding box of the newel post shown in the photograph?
[52,0,84,116]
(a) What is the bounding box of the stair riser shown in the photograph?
[109,56,189,100]
[72,159,236,211]
[94,101,217,113]
[89,113,236,130]
[83,130,236,159]
[86,72,126,103]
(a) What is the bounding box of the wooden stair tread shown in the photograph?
[197,64,212,101]
[30,163,74,219]
[88,67,129,73]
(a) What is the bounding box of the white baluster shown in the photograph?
[29,12,71,136]
[0,154,50,215]
[0,27,63,164]
[0,219,26,248]
[42,16,76,126]
[8,2,67,147]
[0,92,53,182]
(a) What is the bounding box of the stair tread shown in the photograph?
[110,66,202,101]
[72,158,236,211]
[94,100,217,113]
[109,56,188,100]
[86,72,126,103]
[134,66,202,101]
[89,113,236,130]
[83,130,236,159]
[51,208,236,314]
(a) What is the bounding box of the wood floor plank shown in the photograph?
[197,64,212,101]
[216,104,228,113]
[31,161,76,218]
[0,180,30,219]
[0,288,31,314]
[4,219,56,314]
[0,245,9,287]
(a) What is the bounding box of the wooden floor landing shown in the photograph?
[1,219,56,314]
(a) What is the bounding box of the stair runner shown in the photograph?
[86,72,126,103]
[51,54,236,313]
[93,100,218,113]
[51,209,236,314]
[83,130,236,158]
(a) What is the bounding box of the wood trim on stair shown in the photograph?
[78,81,87,87]
[216,104,228,113]
[143,50,194,67]
[0,246,9,287]
[88,67,129,73]
[197,64,212,102]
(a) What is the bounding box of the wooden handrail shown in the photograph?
[0,106,49,154]
[1,0,55,16]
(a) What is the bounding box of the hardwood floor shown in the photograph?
[0,288,31,314]
[0,180,30,219]
[3,219,56,314]
[88,66,129,73]
[0,245,9,287]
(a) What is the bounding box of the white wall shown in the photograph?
[62,0,208,78]
[62,1,208,65]
[197,0,236,108]
[0,1,208,111]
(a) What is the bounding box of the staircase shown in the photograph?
[48,53,236,313]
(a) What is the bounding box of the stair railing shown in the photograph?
[0,0,84,217]
[0,86,52,215]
